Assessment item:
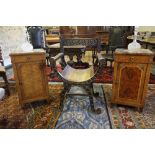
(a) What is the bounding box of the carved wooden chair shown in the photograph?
[27,26,50,65]
[0,47,10,96]
[49,37,106,114]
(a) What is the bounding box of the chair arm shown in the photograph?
[52,53,64,61]
[84,53,106,84]
[42,45,49,52]
[49,53,66,78]
[49,53,64,68]
[94,53,107,67]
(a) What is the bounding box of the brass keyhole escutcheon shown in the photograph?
[129,56,135,62]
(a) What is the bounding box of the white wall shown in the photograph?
[0,26,26,66]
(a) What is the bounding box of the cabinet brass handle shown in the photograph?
[129,57,135,62]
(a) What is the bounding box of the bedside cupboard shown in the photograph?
[112,49,154,110]
[10,50,49,105]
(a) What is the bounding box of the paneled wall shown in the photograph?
[0,26,26,66]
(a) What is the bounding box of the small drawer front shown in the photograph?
[11,54,45,63]
[115,55,152,63]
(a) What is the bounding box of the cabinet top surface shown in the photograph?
[115,48,154,56]
[10,49,46,56]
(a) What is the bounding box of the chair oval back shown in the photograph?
[60,36,101,53]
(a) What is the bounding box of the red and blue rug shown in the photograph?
[1,83,155,128]
[55,84,110,129]
[103,84,155,129]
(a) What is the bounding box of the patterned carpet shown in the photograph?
[0,83,111,129]
[103,84,155,129]
[0,84,61,129]
[55,84,110,129]
[1,83,155,129]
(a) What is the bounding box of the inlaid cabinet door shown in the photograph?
[16,61,47,102]
[113,63,146,105]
